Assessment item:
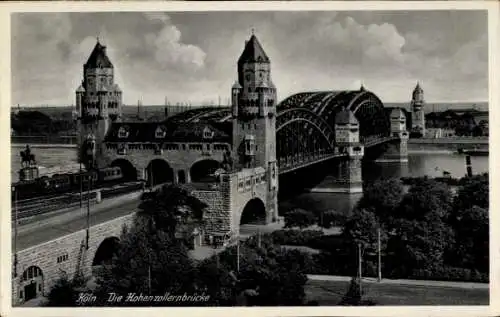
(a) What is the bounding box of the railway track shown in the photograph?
[12,182,144,220]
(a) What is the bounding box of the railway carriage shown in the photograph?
[12,166,124,200]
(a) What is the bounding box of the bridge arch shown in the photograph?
[93,237,120,267]
[111,159,137,181]
[277,90,391,144]
[190,159,221,183]
[146,159,174,186]
[239,198,266,225]
[276,108,336,167]
[19,265,44,302]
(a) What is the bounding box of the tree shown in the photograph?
[94,223,199,305]
[395,178,453,221]
[138,184,207,240]
[341,208,387,252]
[46,275,87,306]
[93,184,206,305]
[451,206,489,272]
[454,173,489,212]
[200,234,309,306]
[388,215,453,274]
[383,179,454,276]
[357,179,404,224]
[446,174,489,271]
[284,208,316,229]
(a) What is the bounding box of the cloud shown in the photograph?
[11,12,488,106]
[145,24,206,71]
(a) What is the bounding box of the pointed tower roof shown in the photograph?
[76,84,85,93]
[232,81,242,89]
[238,34,270,64]
[414,81,423,92]
[85,40,113,69]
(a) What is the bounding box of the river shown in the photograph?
[11,144,488,215]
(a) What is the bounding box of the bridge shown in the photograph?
[102,89,408,183]
[11,34,412,306]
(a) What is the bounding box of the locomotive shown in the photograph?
[12,166,124,201]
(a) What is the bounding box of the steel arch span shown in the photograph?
[166,89,392,173]
[277,90,391,142]
[275,89,391,172]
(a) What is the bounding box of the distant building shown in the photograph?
[425,109,486,136]
[410,82,425,137]
[425,128,456,138]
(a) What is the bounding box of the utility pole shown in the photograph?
[358,243,362,295]
[13,186,18,277]
[236,238,240,273]
[214,248,220,269]
[377,228,382,282]
[86,166,91,249]
[148,252,152,295]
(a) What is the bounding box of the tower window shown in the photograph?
[202,126,214,139]
[118,126,129,139]
[155,126,167,138]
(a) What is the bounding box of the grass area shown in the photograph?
[305,279,489,306]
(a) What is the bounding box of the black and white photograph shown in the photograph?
[4,2,496,313]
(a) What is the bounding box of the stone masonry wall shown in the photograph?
[12,214,135,306]
[191,189,228,239]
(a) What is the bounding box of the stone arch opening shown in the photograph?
[93,237,120,267]
[146,159,174,186]
[20,265,44,302]
[190,159,221,183]
[240,198,267,225]
[111,159,137,181]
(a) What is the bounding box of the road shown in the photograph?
[307,274,489,290]
[13,198,140,251]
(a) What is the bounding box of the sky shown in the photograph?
[11,10,488,106]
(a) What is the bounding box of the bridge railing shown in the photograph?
[12,183,143,220]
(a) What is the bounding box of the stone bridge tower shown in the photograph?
[230,33,278,222]
[333,109,364,193]
[411,82,425,137]
[76,39,123,170]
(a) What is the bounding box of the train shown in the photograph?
[12,166,126,201]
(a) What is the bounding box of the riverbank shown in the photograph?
[11,143,77,148]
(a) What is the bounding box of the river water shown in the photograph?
[11,144,488,214]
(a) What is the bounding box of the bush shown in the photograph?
[320,211,347,228]
[306,234,344,252]
[270,229,324,246]
[284,209,317,229]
